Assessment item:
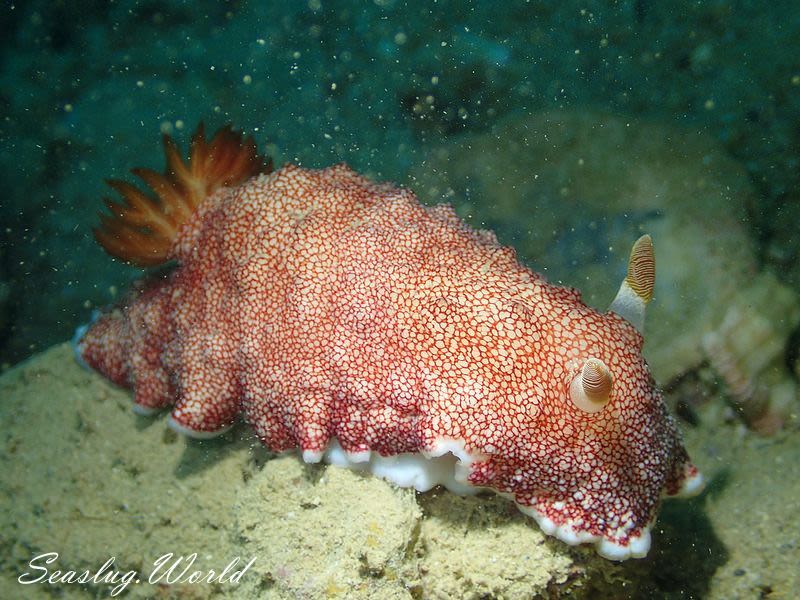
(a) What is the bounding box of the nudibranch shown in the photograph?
[74,124,703,560]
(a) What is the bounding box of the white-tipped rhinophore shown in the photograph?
[608,234,655,334]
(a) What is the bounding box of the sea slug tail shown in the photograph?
[93,123,272,266]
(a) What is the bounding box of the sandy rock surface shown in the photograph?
[1,343,797,599]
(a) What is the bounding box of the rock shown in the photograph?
[702,271,800,433]
[234,456,422,598]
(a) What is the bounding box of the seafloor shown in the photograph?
[1,1,799,599]
[1,344,798,599]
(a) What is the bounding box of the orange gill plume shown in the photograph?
[94,123,273,266]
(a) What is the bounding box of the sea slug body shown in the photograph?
[75,125,703,560]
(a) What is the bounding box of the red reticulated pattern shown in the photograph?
[78,163,697,550]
